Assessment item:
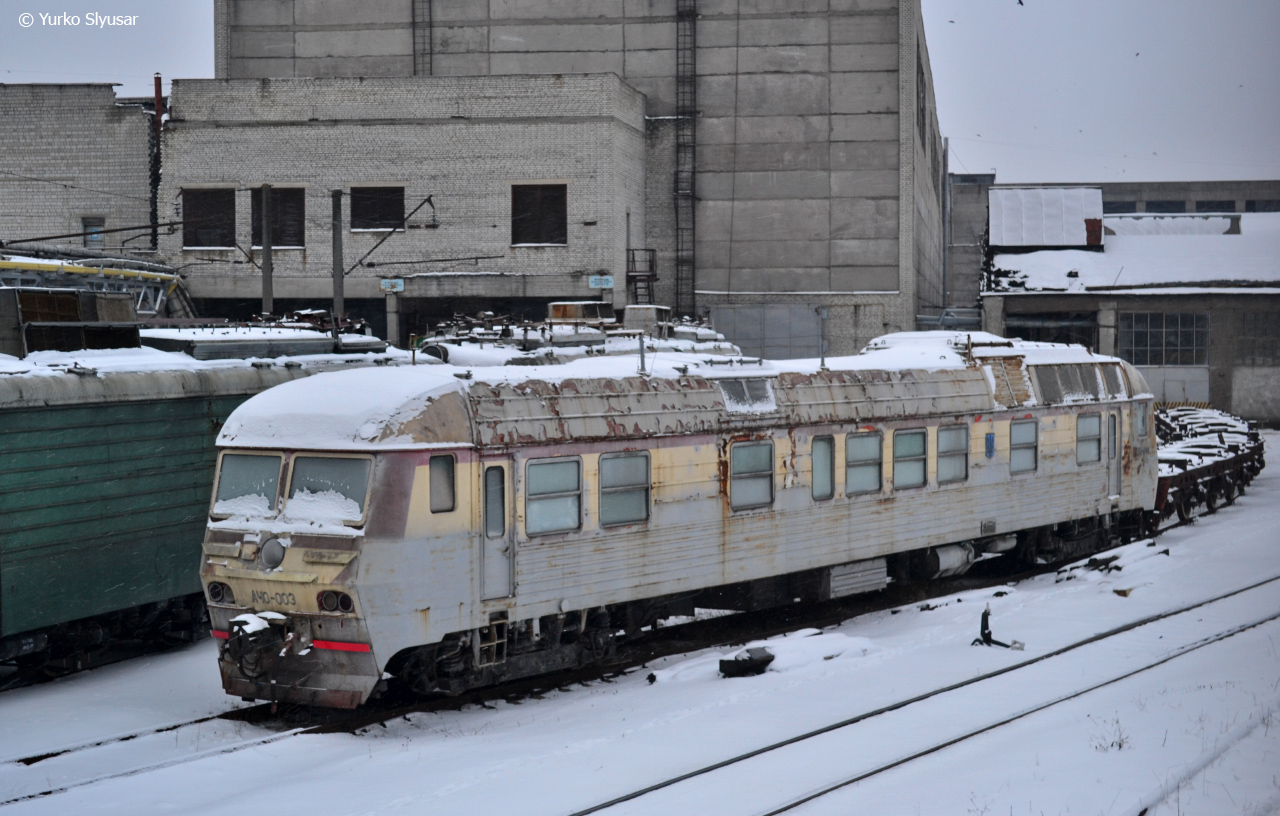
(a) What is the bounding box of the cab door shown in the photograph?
[480,460,514,599]
[1107,412,1122,498]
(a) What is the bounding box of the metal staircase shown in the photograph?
[627,248,658,304]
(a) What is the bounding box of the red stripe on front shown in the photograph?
[312,639,371,653]
[211,630,229,639]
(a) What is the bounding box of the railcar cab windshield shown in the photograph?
[211,450,372,527]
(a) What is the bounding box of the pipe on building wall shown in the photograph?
[151,74,163,251]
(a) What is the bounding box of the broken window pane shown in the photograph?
[351,187,405,230]
[252,187,306,248]
[511,184,567,245]
[182,189,236,248]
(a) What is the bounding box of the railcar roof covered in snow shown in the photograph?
[217,333,1129,452]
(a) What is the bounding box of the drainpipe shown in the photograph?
[332,189,344,342]
[151,74,163,251]
[260,183,273,316]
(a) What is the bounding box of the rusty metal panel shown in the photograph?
[776,368,995,424]
[984,357,1034,408]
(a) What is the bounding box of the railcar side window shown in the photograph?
[526,459,581,534]
[937,426,969,484]
[484,467,505,538]
[893,430,927,489]
[730,442,774,509]
[287,456,371,523]
[1135,401,1150,437]
[812,436,834,500]
[846,432,882,494]
[1077,413,1102,464]
[599,452,650,526]
[1010,420,1038,473]
[430,455,455,513]
[213,453,283,516]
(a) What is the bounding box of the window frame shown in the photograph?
[845,431,883,496]
[1134,401,1150,438]
[729,440,775,510]
[811,435,835,501]
[936,425,969,485]
[209,449,285,519]
[1009,419,1038,473]
[181,188,237,249]
[282,452,375,526]
[82,217,106,250]
[251,186,307,249]
[598,451,651,527]
[429,454,456,514]
[511,183,568,246]
[524,456,583,536]
[349,186,406,231]
[892,429,928,490]
[1076,412,1102,465]
[484,466,506,539]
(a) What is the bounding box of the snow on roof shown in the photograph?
[218,332,1122,451]
[989,187,1103,247]
[1104,214,1234,236]
[989,230,1280,293]
[0,344,408,378]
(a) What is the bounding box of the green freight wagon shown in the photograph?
[0,347,400,680]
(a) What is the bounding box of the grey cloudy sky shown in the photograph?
[1,1,1276,184]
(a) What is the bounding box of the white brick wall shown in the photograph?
[159,75,645,304]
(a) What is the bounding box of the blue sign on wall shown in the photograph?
[588,275,615,289]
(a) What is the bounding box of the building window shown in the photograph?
[1195,200,1235,213]
[1004,313,1097,351]
[599,452,649,526]
[429,455,455,513]
[1010,420,1038,473]
[251,187,306,248]
[1077,413,1102,464]
[350,187,405,230]
[182,189,236,248]
[484,467,505,538]
[511,184,567,246]
[526,458,581,535]
[730,441,773,510]
[82,217,106,250]
[893,430,927,489]
[1246,200,1280,213]
[812,436,834,500]
[1118,313,1209,366]
[1103,201,1137,214]
[1144,200,1186,214]
[937,426,968,484]
[1236,312,1280,367]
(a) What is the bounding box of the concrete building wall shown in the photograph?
[159,75,645,342]
[217,0,943,356]
[944,173,993,310]
[0,85,152,252]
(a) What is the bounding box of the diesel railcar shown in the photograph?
[203,332,1159,708]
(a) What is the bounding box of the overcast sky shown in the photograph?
[1,1,1276,184]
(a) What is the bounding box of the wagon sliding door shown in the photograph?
[480,460,514,599]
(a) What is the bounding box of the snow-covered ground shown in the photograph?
[2,434,1277,815]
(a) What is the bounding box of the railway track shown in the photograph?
[564,574,1280,816]
[0,491,1262,808]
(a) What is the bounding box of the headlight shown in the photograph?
[260,537,286,569]
[318,590,355,613]
[207,582,234,604]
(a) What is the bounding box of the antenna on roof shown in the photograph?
[638,332,646,375]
